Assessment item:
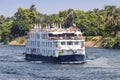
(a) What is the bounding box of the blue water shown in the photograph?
[0,44,120,80]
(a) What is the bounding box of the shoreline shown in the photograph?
[85,41,101,48]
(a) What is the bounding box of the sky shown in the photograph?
[0,0,120,17]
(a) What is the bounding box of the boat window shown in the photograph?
[81,41,84,45]
[50,42,52,47]
[74,41,79,45]
[67,42,73,45]
[54,42,58,47]
[48,33,54,37]
[31,48,36,54]
[61,42,66,45]
[37,34,40,39]
[26,48,29,52]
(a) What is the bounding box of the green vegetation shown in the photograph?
[17,37,25,44]
[102,37,116,48]
[9,36,25,45]
[102,33,120,49]
[0,5,120,49]
[85,36,94,42]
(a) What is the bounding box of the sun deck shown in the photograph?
[27,24,85,41]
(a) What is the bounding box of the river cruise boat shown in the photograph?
[25,24,86,63]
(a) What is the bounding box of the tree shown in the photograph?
[63,9,76,28]
[1,29,10,44]
[0,20,13,43]
[11,20,30,37]
[29,5,41,24]
[11,8,31,37]
[59,10,67,18]
[105,6,120,37]
[11,5,41,38]
[46,14,61,24]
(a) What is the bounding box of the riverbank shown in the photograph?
[8,37,26,45]
[85,36,102,48]
[85,41,101,48]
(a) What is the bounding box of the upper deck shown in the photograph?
[26,24,85,41]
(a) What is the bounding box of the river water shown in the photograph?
[0,44,120,80]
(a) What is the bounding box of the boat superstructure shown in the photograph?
[25,24,86,63]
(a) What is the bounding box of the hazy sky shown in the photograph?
[0,0,120,17]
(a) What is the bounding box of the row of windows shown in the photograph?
[30,33,48,39]
[27,41,83,47]
[27,48,54,55]
[27,41,54,47]
[60,41,83,45]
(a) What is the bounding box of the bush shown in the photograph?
[16,37,25,44]
[101,37,115,48]
[1,29,11,44]
[85,36,94,41]
[112,32,120,49]
[91,36,102,41]
[115,32,120,41]
[19,37,25,44]
[3,38,9,44]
